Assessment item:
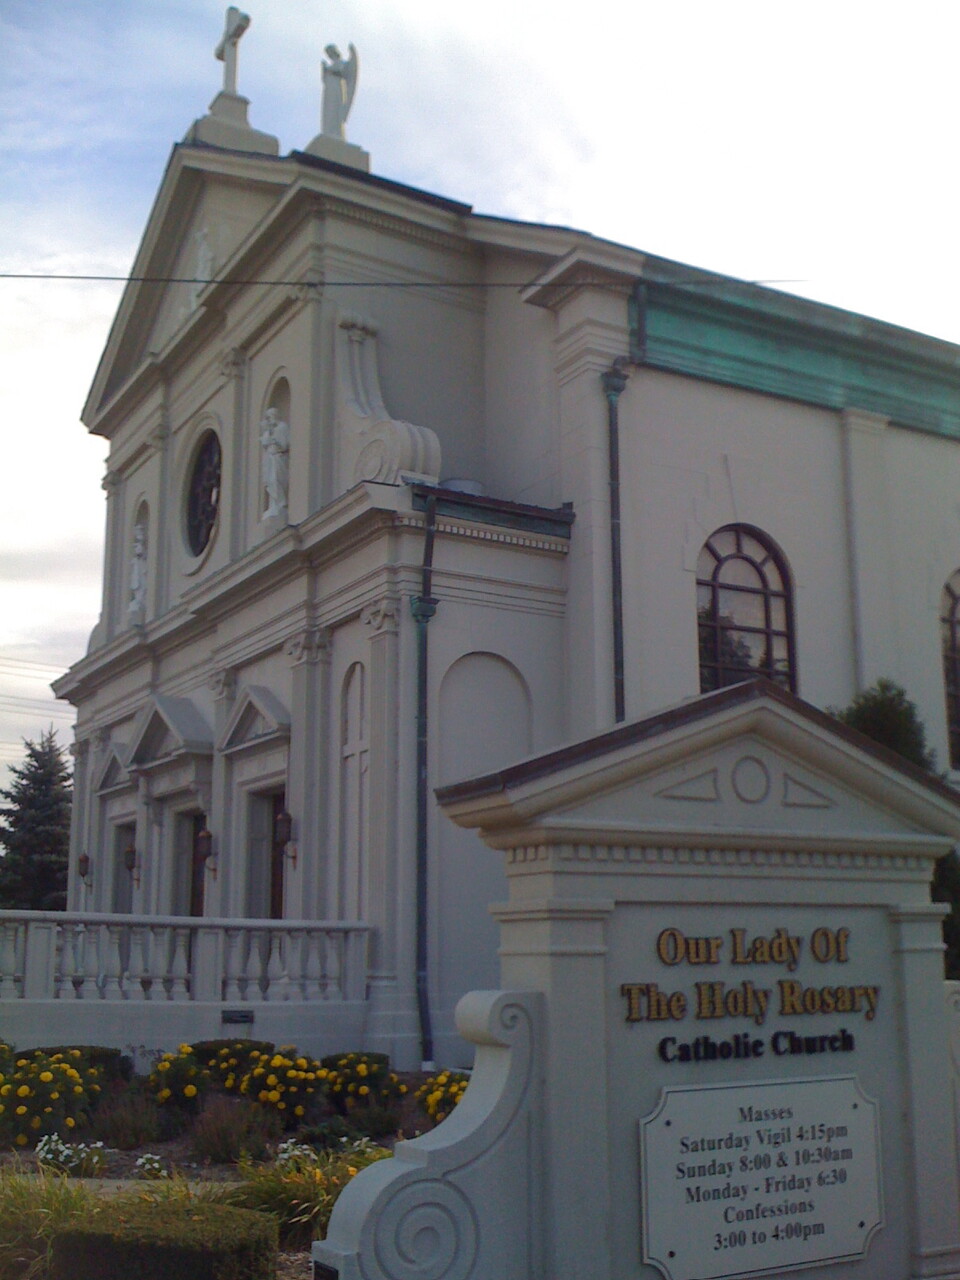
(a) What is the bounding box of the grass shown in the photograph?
[0,1166,97,1280]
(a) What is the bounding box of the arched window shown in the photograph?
[696,525,795,694]
[941,570,960,768]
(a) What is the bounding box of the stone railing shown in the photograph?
[0,911,370,1005]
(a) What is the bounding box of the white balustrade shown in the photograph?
[0,911,370,1007]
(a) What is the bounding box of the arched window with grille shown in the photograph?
[696,524,796,694]
[941,570,960,768]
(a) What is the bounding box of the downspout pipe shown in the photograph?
[602,357,630,724]
[410,494,438,1068]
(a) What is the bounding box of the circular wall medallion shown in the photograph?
[731,755,771,804]
[186,430,221,556]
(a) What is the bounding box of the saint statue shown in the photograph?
[321,43,358,139]
[128,521,147,618]
[260,407,291,520]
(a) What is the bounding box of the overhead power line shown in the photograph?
[0,271,807,290]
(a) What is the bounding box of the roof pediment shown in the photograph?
[126,695,213,769]
[95,743,132,793]
[218,686,290,755]
[438,681,960,857]
[84,145,290,427]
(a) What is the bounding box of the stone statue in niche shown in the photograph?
[321,43,358,138]
[260,407,291,520]
[128,521,147,621]
[190,228,214,310]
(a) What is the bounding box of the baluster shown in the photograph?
[0,922,21,1000]
[98,924,124,999]
[246,929,266,1002]
[72,924,91,999]
[56,923,79,999]
[263,929,289,1002]
[126,926,150,1000]
[168,926,191,1001]
[302,929,324,1000]
[288,929,308,1000]
[223,927,244,1002]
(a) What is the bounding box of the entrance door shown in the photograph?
[247,792,286,919]
[173,812,207,917]
[112,823,136,914]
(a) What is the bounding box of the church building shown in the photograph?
[47,11,960,1068]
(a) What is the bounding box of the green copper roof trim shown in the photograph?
[629,273,960,439]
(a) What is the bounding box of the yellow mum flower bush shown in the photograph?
[319,1052,407,1120]
[0,1047,102,1147]
[415,1070,471,1125]
[147,1045,209,1114]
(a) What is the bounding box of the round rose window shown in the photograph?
[186,430,221,556]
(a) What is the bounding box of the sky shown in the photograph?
[2,0,960,782]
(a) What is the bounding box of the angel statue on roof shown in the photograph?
[321,43,359,139]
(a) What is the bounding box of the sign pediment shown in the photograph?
[438,681,960,855]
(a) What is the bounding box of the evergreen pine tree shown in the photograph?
[832,679,960,977]
[0,730,72,911]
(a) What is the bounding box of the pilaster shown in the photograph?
[207,666,237,914]
[889,903,960,1278]
[101,468,123,642]
[841,408,898,687]
[221,347,249,561]
[284,625,331,918]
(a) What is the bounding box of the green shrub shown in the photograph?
[88,1079,162,1149]
[318,1052,406,1118]
[416,1070,470,1125]
[190,1096,282,1164]
[50,1201,276,1280]
[226,1140,390,1248]
[0,1166,95,1280]
[0,1050,102,1147]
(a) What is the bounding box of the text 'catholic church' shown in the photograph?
[45,10,960,1069]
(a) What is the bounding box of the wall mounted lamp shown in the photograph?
[196,826,217,879]
[77,852,92,887]
[276,810,297,868]
[122,843,140,889]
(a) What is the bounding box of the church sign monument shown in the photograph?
[316,680,960,1279]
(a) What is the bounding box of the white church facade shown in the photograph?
[7,13,960,1068]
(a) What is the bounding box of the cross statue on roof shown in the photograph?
[215,6,250,97]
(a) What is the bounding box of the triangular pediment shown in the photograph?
[218,686,290,755]
[438,681,960,856]
[96,743,132,793]
[84,146,289,424]
[126,695,213,769]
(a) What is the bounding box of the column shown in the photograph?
[207,667,237,915]
[221,347,249,561]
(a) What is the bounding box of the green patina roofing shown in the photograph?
[629,264,960,439]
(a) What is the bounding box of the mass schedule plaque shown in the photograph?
[639,1076,882,1280]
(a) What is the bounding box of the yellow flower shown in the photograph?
[357,1063,368,1077]
[65,1116,75,1128]
[50,1092,60,1100]
[156,1061,170,1073]
[30,1116,41,1130]
[267,1090,281,1103]
[15,1134,28,1146]
[178,1044,191,1055]
[15,1106,26,1116]
[183,1084,198,1098]
[294,1105,304,1117]
[158,1088,171,1102]
[73,1086,83,1095]
[39,1071,53,1083]
[16,1085,30,1098]
[266,1074,278,1087]
[359,1085,369,1096]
